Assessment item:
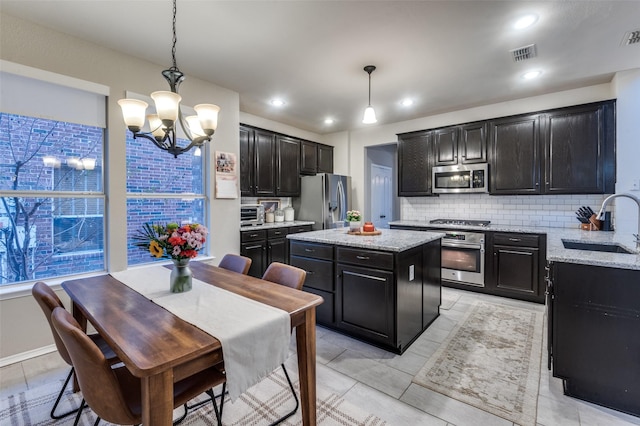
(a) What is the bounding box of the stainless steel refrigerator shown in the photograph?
[293,173,351,230]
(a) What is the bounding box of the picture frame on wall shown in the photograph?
[258,199,280,213]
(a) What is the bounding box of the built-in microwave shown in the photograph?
[432,164,489,194]
[240,204,265,226]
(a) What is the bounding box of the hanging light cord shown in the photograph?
[170,0,178,71]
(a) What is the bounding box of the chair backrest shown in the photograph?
[219,253,252,275]
[51,307,140,425]
[32,282,73,366]
[262,262,307,291]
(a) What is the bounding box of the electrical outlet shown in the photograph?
[409,264,415,281]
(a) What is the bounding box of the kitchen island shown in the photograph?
[287,228,444,354]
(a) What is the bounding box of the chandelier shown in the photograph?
[118,0,220,158]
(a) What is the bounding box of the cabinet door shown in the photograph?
[267,238,288,265]
[241,241,267,278]
[276,135,301,196]
[398,131,433,196]
[254,129,276,196]
[300,140,318,175]
[489,114,541,194]
[543,102,614,194]
[433,127,458,166]
[239,125,254,196]
[493,245,539,296]
[317,144,334,174]
[460,122,487,164]
[336,264,394,346]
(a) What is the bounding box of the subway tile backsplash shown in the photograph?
[400,194,609,229]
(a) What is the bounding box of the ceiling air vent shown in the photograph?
[622,29,640,46]
[510,44,537,62]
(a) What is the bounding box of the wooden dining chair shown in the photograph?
[51,306,226,426]
[31,281,119,420]
[261,262,307,425]
[218,253,252,275]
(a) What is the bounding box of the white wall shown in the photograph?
[612,69,640,234]
[0,13,240,361]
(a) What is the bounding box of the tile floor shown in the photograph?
[2,287,639,426]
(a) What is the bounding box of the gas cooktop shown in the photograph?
[429,219,491,227]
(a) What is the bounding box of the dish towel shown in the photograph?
[111,266,290,401]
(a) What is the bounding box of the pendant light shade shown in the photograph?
[362,65,378,124]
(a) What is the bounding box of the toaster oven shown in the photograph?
[240,204,265,226]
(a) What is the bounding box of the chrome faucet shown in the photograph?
[597,193,640,248]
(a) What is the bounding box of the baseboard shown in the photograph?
[0,344,56,368]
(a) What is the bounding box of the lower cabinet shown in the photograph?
[241,224,312,278]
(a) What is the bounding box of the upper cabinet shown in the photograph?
[317,144,334,174]
[398,130,433,196]
[240,125,276,197]
[301,141,334,175]
[542,101,616,194]
[433,122,487,166]
[276,135,301,196]
[489,114,542,195]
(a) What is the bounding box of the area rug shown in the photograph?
[413,300,543,426]
[440,292,461,310]
[0,368,387,426]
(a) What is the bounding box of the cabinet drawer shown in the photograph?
[288,225,313,234]
[336,247,394,270]
[241,229,267,243]
[290,256,334,291]
[493,233,539,248]
[267,228,289,239]
[290,241,333,261]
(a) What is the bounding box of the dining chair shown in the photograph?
[31,281,119,420]
[51,306,226,426]
[261,262,307,425]
[218,253,252,275]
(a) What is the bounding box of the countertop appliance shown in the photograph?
[432,163,489,194]
[440,230,486,287]
[240,204,265,226]
[293,173,351,231]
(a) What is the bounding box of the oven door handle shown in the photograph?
[441,241,483,250]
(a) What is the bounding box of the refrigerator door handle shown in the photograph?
[337,179,346,222]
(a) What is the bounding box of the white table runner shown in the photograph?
[111,266,290,401]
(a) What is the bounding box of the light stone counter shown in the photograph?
[286,227,445,252]
[389,220,640,270]
[240,220,314,231]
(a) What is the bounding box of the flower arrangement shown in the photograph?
[346,210,362,222]
[134,222,208,260]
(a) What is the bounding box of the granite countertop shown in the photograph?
[389,220,640,270]
[286,227,444,252]
[240,220,314,231]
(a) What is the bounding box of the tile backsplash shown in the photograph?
[401,194,609,229]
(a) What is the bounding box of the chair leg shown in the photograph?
[268,364,299,426]
[185,386,228,410]
[172,404,188,425]
[206,383,225,426]
[51,367,82,419]
[73,399,85,426]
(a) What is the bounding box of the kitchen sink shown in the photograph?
[561,240,635,254]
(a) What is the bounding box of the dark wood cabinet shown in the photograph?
[275,135,300,196]
[240,125,277,197]
[489,114,542,195]
[433,127,458,166]
[317,144,334,173]
[543,101,616,194]
[300,140,318,175]
[266,228,288,265]
[241,224,311,277]
[460,122,487,164]
[488,233,542,302]
[549,262,640,417]
[397,130,433,196]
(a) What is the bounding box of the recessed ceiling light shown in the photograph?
[270,99,285,107]
[514,14,538,30]
[401,98,414,107]
[324,118,334,125]
[522,70,542,80]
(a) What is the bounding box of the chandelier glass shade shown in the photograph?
[118,0,220,158]
[362,65,378,124]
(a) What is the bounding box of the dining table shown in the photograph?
[61,260,324,425]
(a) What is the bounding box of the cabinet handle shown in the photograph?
[535,182,539,186]
[274,231,282,235]
[356,255,370,260]
[250,234,259,238]
[304,248,315,253]
[245,244,262,250]
[508,238,521,242]
[307,271,315,275]
[344,270,386,282]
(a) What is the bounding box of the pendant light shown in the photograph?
[362,65,377,124]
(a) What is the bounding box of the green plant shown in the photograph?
[346,210,362,222]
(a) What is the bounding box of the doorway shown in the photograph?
[365,143,398,229]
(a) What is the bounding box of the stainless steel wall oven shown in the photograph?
[441,231,485,287]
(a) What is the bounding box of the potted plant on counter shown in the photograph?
[346,210,362,232]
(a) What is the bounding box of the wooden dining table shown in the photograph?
[61,261,323,425]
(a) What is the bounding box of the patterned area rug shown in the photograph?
[1,368,387,426]
[413,300,543,426]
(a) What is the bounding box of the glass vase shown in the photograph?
[349,221,362,232]
[170,259,193,293]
